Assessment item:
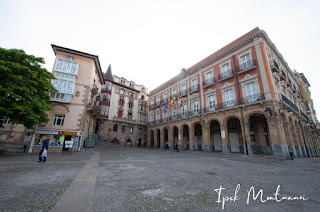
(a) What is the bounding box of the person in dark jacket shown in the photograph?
[38,136,49,162]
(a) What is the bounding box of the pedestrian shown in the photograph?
[174,141,180,152]
[38,136,49,162]
[23,142,28,153]
[165,141,169,151]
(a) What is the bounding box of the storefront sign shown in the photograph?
[59,131,77,136]
[36,130,59,135]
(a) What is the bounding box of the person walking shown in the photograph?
[38,136,49,162]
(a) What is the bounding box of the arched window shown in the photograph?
[113,124,118,131]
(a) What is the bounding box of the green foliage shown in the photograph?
[0,47,56,129]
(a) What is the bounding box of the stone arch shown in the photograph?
[182,124,190,150]
[222,115,242,127]
[226,117,244,153]
[209,119,222,151]
[244,110,270,125]
[288,116,298,157]
[150,130,154,148]
[248,113,272,155]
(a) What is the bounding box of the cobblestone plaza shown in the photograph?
[0,142,319,212]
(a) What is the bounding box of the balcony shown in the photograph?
[149,104,155,109]
[236,59,257,74]
[179,90,187,97]
[286,79,292,87]
[87,102,100,116]
[156,101,161,107]
[280,70,286,81]
[113,116,136,125]
[202,77,215,87]
[281,94,298,112]
[218,69,234,81]
[270,60,280,73]
[240,93,265,104]
[189,84,199,93]
[300,110,310,122]
[223,99,238,108]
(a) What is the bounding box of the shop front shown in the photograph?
[30,129,83,153]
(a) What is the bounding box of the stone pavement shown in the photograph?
[0,142,319,212]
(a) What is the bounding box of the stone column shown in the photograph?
[178,126,184,150]
[160,128,165,149]
[203,126,211,152]
[283,123,297,156]
[147,129,152,148]
[189,127,195,151]
[291,125,301,157]
[297,125,306,157]
[220,124,230,153]
[269,119,289,158]
[168,127,174,150]
[154,130,159,149]
[244,123,253,155]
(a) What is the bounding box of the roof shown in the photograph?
[51,44,104,84]
[104,64,114,81]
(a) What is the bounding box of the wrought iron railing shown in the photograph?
[236,59,256,73]
[189,84,199,93]
[218,69,233,81]
[281,94,298,112]
[179,90,187,97]
[202,77,215,87]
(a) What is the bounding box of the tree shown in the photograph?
[0,47,56,129]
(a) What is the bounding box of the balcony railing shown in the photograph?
[179,90,187,97]
[280,70,286,81]
[281,94,298,112]
[189,84,199,93]
[270,60,280,73]
[156,101,161,107]
[91,84,98,95]
[236,60,256,74]
[300,110,310,122]
[218,69,233,81]
[149,104,154,109]
[148,93,266,125]
[202,77,215,87]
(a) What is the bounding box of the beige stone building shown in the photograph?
[28,45,104,152]
[97,65,148,146]
[147,27,320,158]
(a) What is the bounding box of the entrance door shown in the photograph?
[229,133,240,152]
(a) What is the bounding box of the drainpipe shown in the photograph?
[233,55,249,155]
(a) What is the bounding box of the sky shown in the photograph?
[1,0,320,115]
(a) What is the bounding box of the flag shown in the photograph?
[172,95,176,102]
[164,102,167,113]
[168,101,171,112]
[179,98,182,107]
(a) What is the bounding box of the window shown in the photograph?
[129,127,133,134]
[53,115,65,126]
[102,93,107,101]
[100,105,109,116]
[172,88,177,96]
[240,54,251,68]
[55,58,79,74]
[121,79,125,84]
[208,95,216,110]
[191,78,197,86]
[182,104,187,116]
[0,133,7,140]
[224,89,235,107]
[156,112,160,120]
[129,101,133,108]
[193,100,199,113]
[118,110,123,117]
[156,96,160,103]
[139,128,142,135]
[222,63,230,73]
[245,82,257,102]
[128,113,132,120]
[121,125,126,133]
[181,84,186,91]
[120,89,124,95]
[105,81,112,90]
[172,107,177,118]
[150,114,154,121]
[113,124,118,131]
[119,99,124,106]
[129,92,133,98]
[163,93,167,101]
[151,99,154,106]
[66,56,74,61]
[205,72,213,80]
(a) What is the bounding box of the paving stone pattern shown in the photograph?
[0,142,319,212]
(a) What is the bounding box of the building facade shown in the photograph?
[29,45,104,152]
[97,65,148,146]
[147,27,320,158]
